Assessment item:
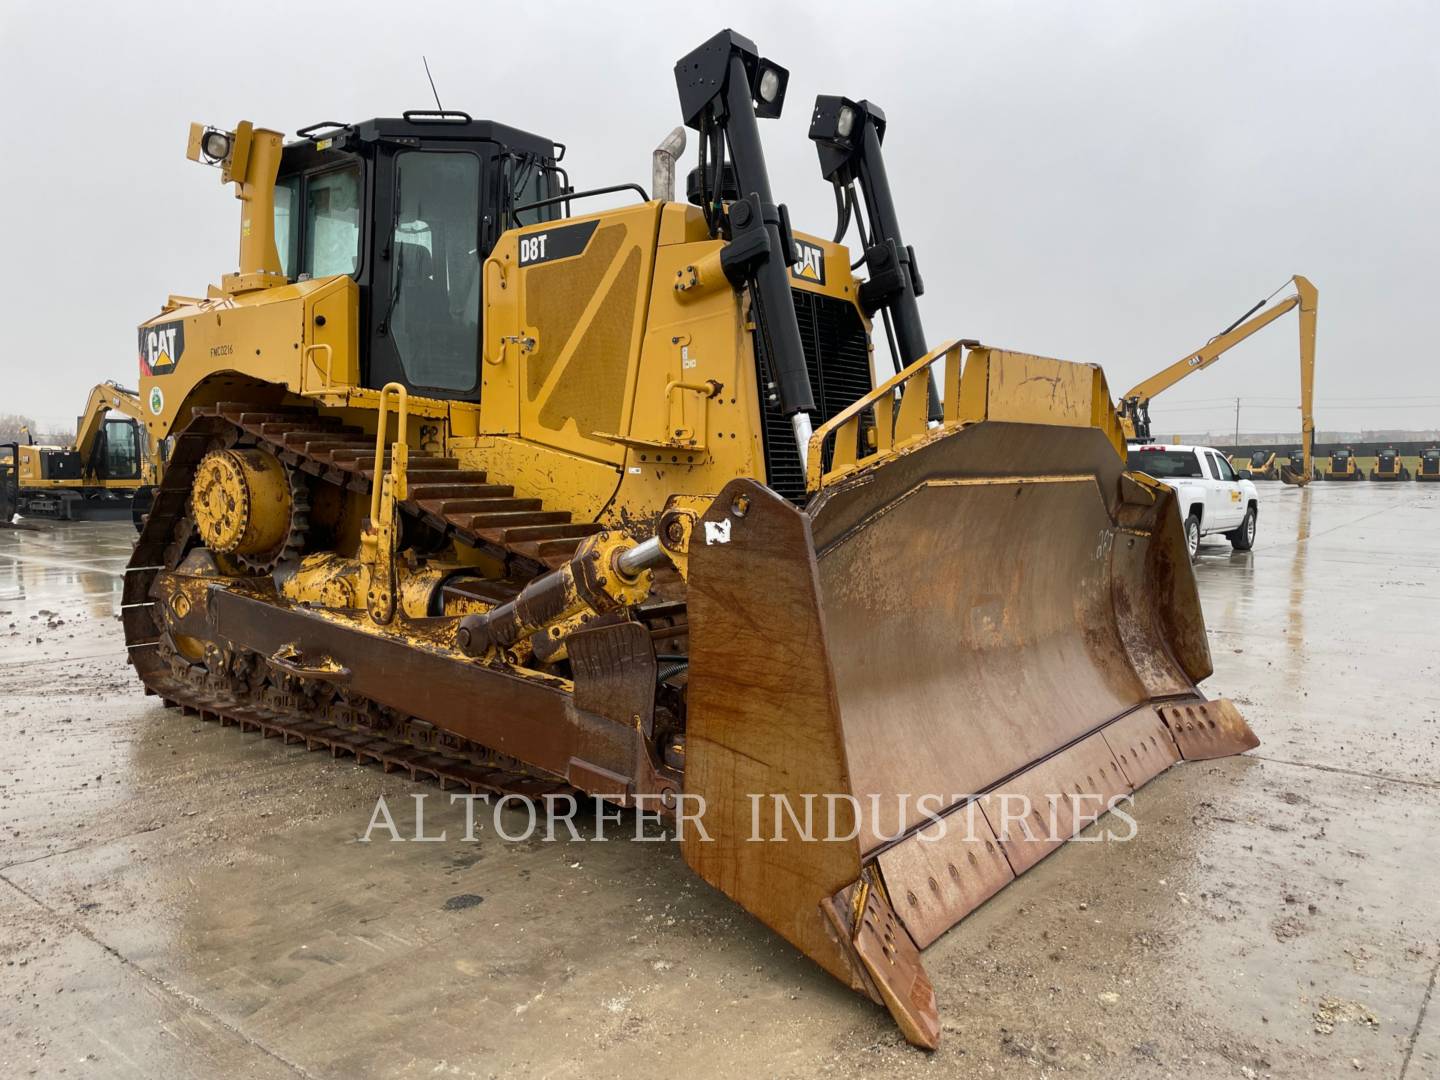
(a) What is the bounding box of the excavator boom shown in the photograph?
[1120,276,1317,485]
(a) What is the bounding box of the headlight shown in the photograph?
[201,129,233,162]
[836,104,855,138]
[758,67,781,104]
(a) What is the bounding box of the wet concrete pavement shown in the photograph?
[2,485,1438,1079]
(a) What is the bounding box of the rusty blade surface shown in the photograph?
[978,730,1133,876]
[875,802,1014,948]
[808,422,1202,851]
[1103,705,1183,789]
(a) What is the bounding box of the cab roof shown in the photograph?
[285,113,558,165]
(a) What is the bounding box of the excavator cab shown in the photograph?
[94,417,144,481]
[17,416,141,485]
[272,114,565,400]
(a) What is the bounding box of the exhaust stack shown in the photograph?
[652,126,687,202]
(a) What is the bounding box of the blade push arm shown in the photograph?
[810,96,941,422]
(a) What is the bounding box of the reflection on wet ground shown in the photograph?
[2,488,1438,1078]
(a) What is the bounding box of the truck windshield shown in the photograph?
[1126,449,1202,478]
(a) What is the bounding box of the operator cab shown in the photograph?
[29,418,142,483]
[95,417,143,480]
[273,112,565,401]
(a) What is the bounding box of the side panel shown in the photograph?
[138,276,357,440]
[485,205,661,466]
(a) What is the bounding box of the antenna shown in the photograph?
[423,56,444,112]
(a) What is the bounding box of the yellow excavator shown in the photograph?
[1118,276,1317,485]
[123,30,1258,1048]
[11,381,163,523]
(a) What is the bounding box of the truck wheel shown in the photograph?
[1184,513,1201,561]
[1226,505,1257,551]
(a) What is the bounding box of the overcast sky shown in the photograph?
[3,0,1436,434]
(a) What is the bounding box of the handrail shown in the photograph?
[302,343,334,393]
[369,382,409,523]
[512,182,649,217]
[806,340,962,493]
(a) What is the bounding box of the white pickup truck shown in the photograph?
[1125,443,1259,559]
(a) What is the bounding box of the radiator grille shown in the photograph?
[755,291,873,504]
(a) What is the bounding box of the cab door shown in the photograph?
[97,419,142,481]
[1207,451,1244,528]
[367,148,486,401]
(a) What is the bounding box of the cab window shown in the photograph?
[507,155,562,227]
[389,151,481,391]
[1126,449,1203,478]
[274,176,299,278]
[102,419,140,480]
[305,167,362,278]
[271,166,361,282]
[1211,453,1237,481]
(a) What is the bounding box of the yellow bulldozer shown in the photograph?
[123,30,1258,1048]
[10,381,163,523]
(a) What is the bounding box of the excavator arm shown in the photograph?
[73,381,147,462]
[1291,277,1317,483]
[1120,276,1317,484]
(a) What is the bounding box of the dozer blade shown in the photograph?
[681,350,1257,1049]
